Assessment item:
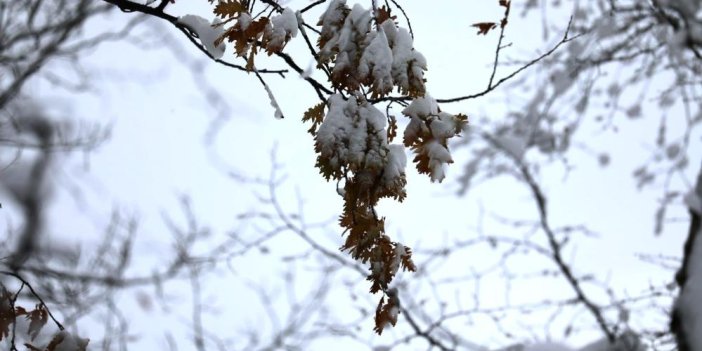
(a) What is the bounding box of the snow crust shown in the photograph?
[177,15,225,59]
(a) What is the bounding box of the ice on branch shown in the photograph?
[317,1,426,97]
[402,96,467,182]
[177,15,225,59]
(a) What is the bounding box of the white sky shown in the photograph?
[2,0,701,350]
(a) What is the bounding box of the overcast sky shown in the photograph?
[2,0,700,350]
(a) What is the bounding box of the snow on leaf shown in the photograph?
[402,96,466,182]
[265,7,299,54]
[383,21,427,97]
[315,94,387,179]
[317,0,349,53]
[178,15,226,59]
[380,144,407,201]
[358,29,394,97]
[317,4,426,97]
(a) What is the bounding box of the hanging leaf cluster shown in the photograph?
[310,94,415,334]
[202,0,469,335]
[303,0,467,334]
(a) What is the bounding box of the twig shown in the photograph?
[480,131,617,342]
[438,17,579,103]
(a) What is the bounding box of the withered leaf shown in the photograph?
[302,102,325,135]
[26,305,48,341]
[472,22,497,35]
[214,0,247,19]
[375,5,396,25]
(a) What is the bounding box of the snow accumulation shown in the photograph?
[318,0,348,49]
[318,0,426,95]
[326,3,373,83]
[358,29,394,95]
[402,96,463,182]
[315,94,410,191]
[380,20,427,94]
[267,7,299,52]
[177,15,225,59]
[388,242,407,275]
[316,94,389,172]
[237,12,252,31]
[383,144,407,186]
